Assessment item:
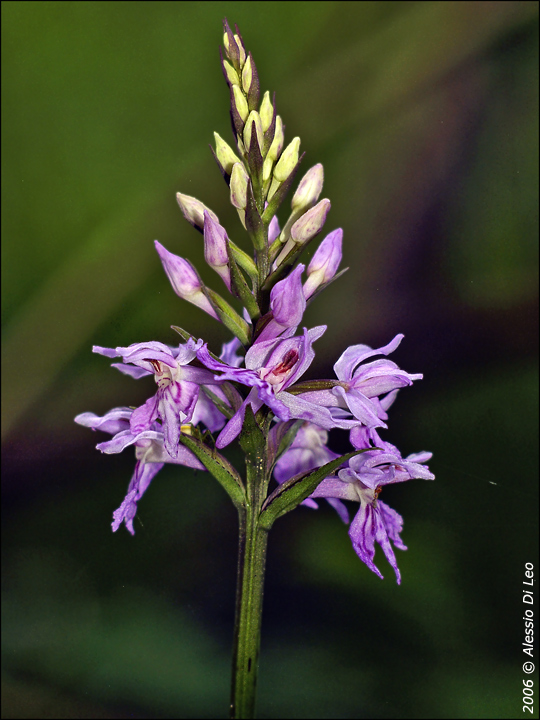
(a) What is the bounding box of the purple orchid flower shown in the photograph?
[75,407,206,534]
[301,334,422,429]
[310,445,434,583]
[197,326,356,448]
[92,338,222,457]
[273,421,350,523]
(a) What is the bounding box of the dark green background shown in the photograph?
[2,2,538,718]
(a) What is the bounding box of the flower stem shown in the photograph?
[230,465,269,718]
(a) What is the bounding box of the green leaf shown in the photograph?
[284,379,342,395]
[179,434,245,509]
[229,241,258,282]
[238,404,266,464]
[266,419,304,473]
[227,244,260,320]
[258,450,366,530]
[200,386,235,420]
[205,288,252,346]
[261,153,304,225]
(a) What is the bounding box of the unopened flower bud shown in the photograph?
[262,157,273,183]
[242,55,253,93]
[234,33,247,66]
[303,228,342,298]
[243,111,263,154]
[222,59,240,86]
[214,132,242,175]
[273,137,300,182]
[266,116,284,162]
[176,193,219,232]
[257,264,306,342]
[154,241,219,319]
[292,164,324,213]
[203,211,231,290]
[230,162,249,210]
[232,85,249,123]
[268,215,281,244]
[290,199,331,245]
[271,264,306,326]
[259,91,273,132]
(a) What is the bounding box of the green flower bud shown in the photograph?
[259,91,273,132]
[214,132,242,175]
[176,193,219,231]
[233,34,246,65]
[262,156,273,183]
[273,137,301,182]
[230,162,249,210]
[243,111,264,155]
[242,55,253,94]
[232,85,249,123]
[223,59,240,86]
[266,116,284,162]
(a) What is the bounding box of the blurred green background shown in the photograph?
[2,1,538,718]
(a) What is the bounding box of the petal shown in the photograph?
[216,397,249,448]
[74,408,132,435]
[332,386,386,428]
[112,460,164,535]
[348,503,384,580]
[333,334,404,381]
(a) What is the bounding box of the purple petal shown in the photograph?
[333,334,404,381]
[112,460,164,535]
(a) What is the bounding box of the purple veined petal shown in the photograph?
[93,345,118,358]
[274,443,338,484]
[310,475,359,502]
[378,500,407,551]
[372,502,402,583]
[350,360,423,398]
[348,503,385,581]
[349,425,378,450]
[405,450,433,465]
[179,365,220,385]
[220,337,244,367]
[299,388,341,408]
[332,386,387,428]
[116,341,178,369]
[175,338,203,366]
[111,363,152,379]
[275,391,339,429]
[333,334,405,381]
[158,385,193,457]
[130,395,159,435]
[215,395,250,448]
[285,325,327,387]
[74,408,132,434]
[191,392,227,433]
[136,435,206,470]
[112,460,164,535]
[199,344,261,386]
[380,389,399,412]
[97,429,139,454]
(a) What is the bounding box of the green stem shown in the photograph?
[230,461,269,718]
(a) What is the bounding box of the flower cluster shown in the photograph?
[75,20,433,583]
